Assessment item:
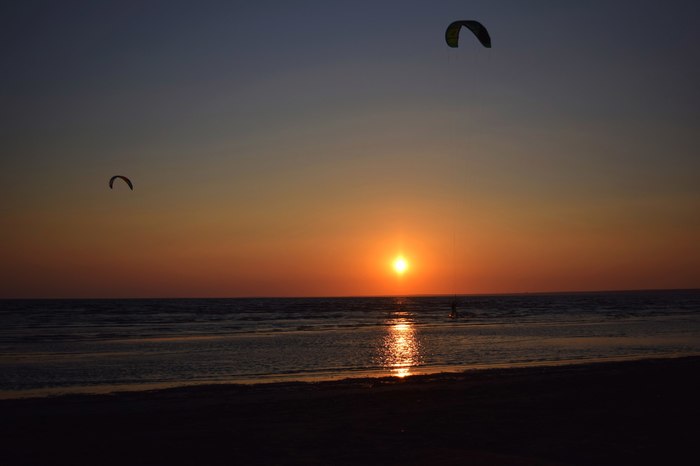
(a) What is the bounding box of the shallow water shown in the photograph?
[1,290,699,398]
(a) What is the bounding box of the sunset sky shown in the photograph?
[2,0,699,298]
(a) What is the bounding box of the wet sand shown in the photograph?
[2,357,698,465]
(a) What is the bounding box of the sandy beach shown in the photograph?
[2,356,698,465]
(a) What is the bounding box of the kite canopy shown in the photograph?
[445,20,491,48]
[109,175,133,190]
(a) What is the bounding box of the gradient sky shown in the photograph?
[2,0,699,298]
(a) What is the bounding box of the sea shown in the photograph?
[1,289,699,399]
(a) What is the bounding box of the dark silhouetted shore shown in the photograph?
[2,357,698,465]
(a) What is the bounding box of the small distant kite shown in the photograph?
[109,175,133,190]
[445,20,491,48]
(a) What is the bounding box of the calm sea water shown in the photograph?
[1,290,699,398]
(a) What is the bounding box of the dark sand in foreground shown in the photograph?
[2,357,699,465]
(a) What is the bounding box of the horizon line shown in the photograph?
[1,287,698,301]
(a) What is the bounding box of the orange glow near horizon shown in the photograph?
[2,186,699,298]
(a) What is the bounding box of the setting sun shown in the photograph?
[393,257,409,275]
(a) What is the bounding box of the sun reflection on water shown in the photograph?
[380,311,422,378]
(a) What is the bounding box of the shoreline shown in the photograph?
[3,352,698,401]
[3,355,698,465]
